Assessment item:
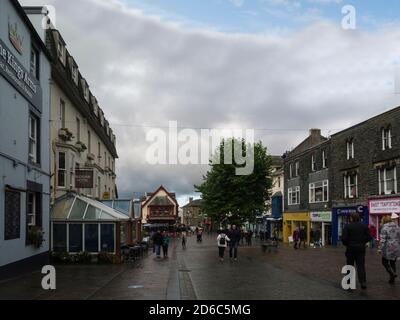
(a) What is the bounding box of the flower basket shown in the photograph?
[28,226,45,249]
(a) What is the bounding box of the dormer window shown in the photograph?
[382,127,392,151]
[84,87,90,102]
[71,64,78,85]
[57,40,65,65]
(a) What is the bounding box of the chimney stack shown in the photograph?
[309,128,321,137]
[189,197,194,203]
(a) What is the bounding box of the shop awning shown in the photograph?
[266,218,283,221]
[52,194,130,222]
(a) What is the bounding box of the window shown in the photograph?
[104,152,107,168]
[288,186,300,205]
[295,162,299,177]
[84,86,90,102]
[71,64,78,85]
[60,99,66,128]
[101,224,115,252]
[88,131,91,153]
[378,167,397,195]
[97,176,101,199]
[382,128,392,150]
[58,152,66,187]
[53,224,67,252]
[85,224,99,252]
[322,150,327,169]
[344,173,358,199]
[346,140,354,160]
[4,190,21,240]
[27,192,36,226]
[30,47,39,79]
[28,114,39,163]
[69,224,83,252]
[309,180,329,203]
[98,142,101,159]
[69,154,75,189]
[76,118,80,141]
[289,163,293,179]
[57,40,65,64]
[311,155,316,172]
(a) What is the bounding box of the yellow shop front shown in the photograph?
[283,212,311,244]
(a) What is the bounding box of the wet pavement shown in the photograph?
[0,234,399,300]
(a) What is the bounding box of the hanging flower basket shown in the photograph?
[28,226,45,249]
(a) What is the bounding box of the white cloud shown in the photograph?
[20,0,400,201]
[230,0,245,8]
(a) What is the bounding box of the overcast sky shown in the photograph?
[20,0,400,206]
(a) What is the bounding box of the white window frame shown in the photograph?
[57,151,67,188]
[347,140,354,160]
[311,155,316,172]
[378,167,397,195]
[322,150,327,169]
[344,173,358,199]
[71,64,78,85]
[57,40,65,65]
[289,163,293,179]
[27,192,36,227]
[295,162,299,177]
[30,46,39,79]
[28,114,37,163]
[382,128,392,151]
[309,180,329,203]
[69,153,75,189]
[288,186,300,206]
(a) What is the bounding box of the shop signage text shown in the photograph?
[75,170,94,188]
[369,198,400,214]
[310,212,332,222]
[0,39,42,111]
[336,205,365,215]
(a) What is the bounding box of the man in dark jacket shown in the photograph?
[342,213,372,289]
[299,226,307,249]
[228,225,241,261]
[152,230,163,259]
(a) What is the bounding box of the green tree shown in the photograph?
[195,138,273,227]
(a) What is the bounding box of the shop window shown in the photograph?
[378,167,397,195]
[382,128,392,151]
[28,113,39,164]
[53,224,67,252]
[85,224,99,252]
[309,180,329,203]
[57,152,66,187]
[100,224,115,252]
[69,224,83,252]
[344,173,358,199]
[4,190,21,240]
[288,186,300,205]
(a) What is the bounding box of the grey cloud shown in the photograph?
[20,0,400,203]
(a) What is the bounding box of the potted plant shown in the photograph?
[28,226,45,249]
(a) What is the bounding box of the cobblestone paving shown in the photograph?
[0,234,399,300]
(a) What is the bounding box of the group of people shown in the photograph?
[151,230,171,259]
[292,226,308,249]
[342,212,400,289]
[216,225,242,262]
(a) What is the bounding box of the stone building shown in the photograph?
[182,198,204,227]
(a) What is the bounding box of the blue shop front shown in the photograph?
[332,205,369,246]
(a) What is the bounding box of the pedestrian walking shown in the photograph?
[293,228,300,250]
[197,228,203,243]
[152,230,163,259]
[378,213,400,285]
[217,230,230,262]
[182,229,187,250]
[314,229,321,248]
[342,212,372,290]
[162,231,170,258]
[299,226,307,249]
[228,225,241,261]
[369,224,377,249]
[246,230,253,246]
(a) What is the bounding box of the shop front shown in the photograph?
[283,212,310,244]
[332,205,369,246]
[368,197,400,240]
[310,212,332,246]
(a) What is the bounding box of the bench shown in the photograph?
[261,241,279,253]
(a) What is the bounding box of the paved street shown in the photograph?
[0,234,399,300]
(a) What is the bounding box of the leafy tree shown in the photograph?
[195,138,273,227]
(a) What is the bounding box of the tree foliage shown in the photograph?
[195,138,273,226]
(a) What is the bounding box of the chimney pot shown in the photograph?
[309,128,321,136]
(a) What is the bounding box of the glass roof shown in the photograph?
[52,195,130,222]
[101,200,131,216]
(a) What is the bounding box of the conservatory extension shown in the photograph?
[51,194,129,256]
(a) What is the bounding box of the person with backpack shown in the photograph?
[217,230,230,262]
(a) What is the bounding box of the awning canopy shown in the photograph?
[52,194,130,222]
[266,218,283,221]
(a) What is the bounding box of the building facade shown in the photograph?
[182,198,203,227]
[25,7,118,204]
[141,186,179,228]
[283,129,332,245]
[0,0,51,278]
[331,106,400,243]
